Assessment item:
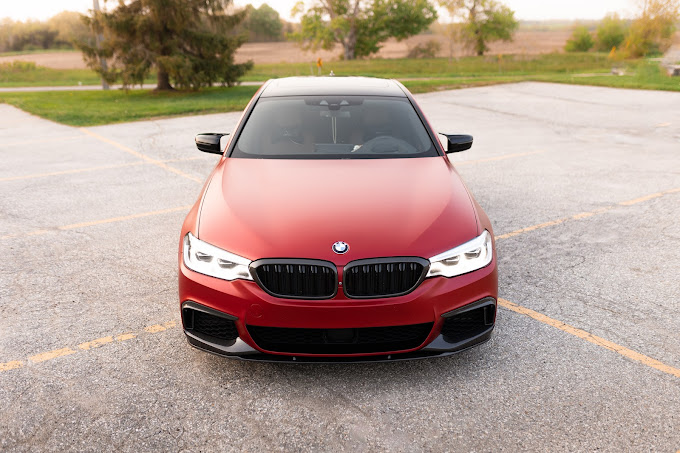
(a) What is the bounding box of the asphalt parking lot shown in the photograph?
[1,81,679,452]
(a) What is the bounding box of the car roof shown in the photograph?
[259,76,407,98]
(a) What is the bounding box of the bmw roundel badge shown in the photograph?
[332,241,349,254]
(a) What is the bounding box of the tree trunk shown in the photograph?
[344,43,355,60]
[476,28,485,56]
[344,27,357,60]
[156,67,173,91]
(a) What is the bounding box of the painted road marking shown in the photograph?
[0,156,204,183]
[0,361,24,372]
[3,299,679,381]
[29,348,77,363]
[454,150,545,166]
[144,321,177,333]
[0,205,192,240]
[0,323,175,373]
[0,135,82,148]
[496,187,680,240]
[499,299,680,379]
[80,128,204,184]
[78,336,114,350]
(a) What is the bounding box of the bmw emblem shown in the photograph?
[332,241,349,254]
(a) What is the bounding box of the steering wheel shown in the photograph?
[356,136,415,154]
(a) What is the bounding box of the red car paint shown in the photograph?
[178,77,497,361]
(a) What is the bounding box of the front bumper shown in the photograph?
[179,257,498,362]
[184,298,495,362]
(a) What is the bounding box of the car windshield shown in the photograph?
[232,96,437,159]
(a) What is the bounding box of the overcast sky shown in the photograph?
[2,0,638,23]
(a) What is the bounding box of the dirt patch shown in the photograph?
[0,30,572,69]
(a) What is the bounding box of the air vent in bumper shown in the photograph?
[182,303,238,342]
[440,301,496,344]
[246,322,434,354]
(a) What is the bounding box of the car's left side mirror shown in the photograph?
[440,134,473,153]
[195,133,229,155]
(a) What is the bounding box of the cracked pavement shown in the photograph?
[1,82,679,451]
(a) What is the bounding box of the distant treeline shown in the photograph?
[0,3,293,54]
[0,12,91,52]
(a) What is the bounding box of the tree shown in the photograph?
[565,26,594,52]
[290,0,437,60]
[47,11,91,48]
[77,0,253,90]
[596,13,628,51]
[439,0,518,56]
[624,0,679,57]
[240,4,283,42]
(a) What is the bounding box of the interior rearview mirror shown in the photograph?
[195,133,229,154]
[440,134,473,153]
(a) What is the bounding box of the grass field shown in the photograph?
[242,53,612,81]
[1,53,611,87]
[1,54,678,126]
[0,61,157,87]
[0,86,259,126]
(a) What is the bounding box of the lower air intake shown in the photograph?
[246,322,433,354]
[440,303,495,344]
[183,306,238,342]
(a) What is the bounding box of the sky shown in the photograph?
[2,0,638,23]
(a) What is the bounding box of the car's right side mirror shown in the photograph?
[195,133,229,155]
[440,134,473,153]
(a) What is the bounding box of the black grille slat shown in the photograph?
[252,259,337,299]
[247,323,433,354]
[344,258,428,298]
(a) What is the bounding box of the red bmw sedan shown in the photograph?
[179,77,497,362]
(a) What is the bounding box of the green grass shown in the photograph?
[0,48,79,57]
[0,86,260,126]
[0,61,156,87]
[531,60,680,92]
[242,52,612,80]
[1,53,611,87]
[1,54,678,126]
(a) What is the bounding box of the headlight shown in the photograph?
[183,232,253,281]
[426,230,493,278]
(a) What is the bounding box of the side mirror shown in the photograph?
[195,133,229,154]
[441,134,473,153]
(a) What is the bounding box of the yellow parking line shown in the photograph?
[1,322,177,373]
[496,187,679,240]
[498,299,680,379]
[78,336,114,350]
[80,128,204,184]
[454,150,545,166]
[0,135,82,148]
[0,161,145,182]
[0,361,24,372]
[144,321,177,333]
[116,333,137,341]
[0,156,204,183]
[29,348,77,363]
[0,205,192,240]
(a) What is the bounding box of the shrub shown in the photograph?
[565,26,595,52]
[623,1,678,58]
[596,13,628,51]
[407,39,442,59]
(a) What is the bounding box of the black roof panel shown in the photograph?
[259,76,406,98]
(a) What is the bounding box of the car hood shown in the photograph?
[198,157,479,264]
